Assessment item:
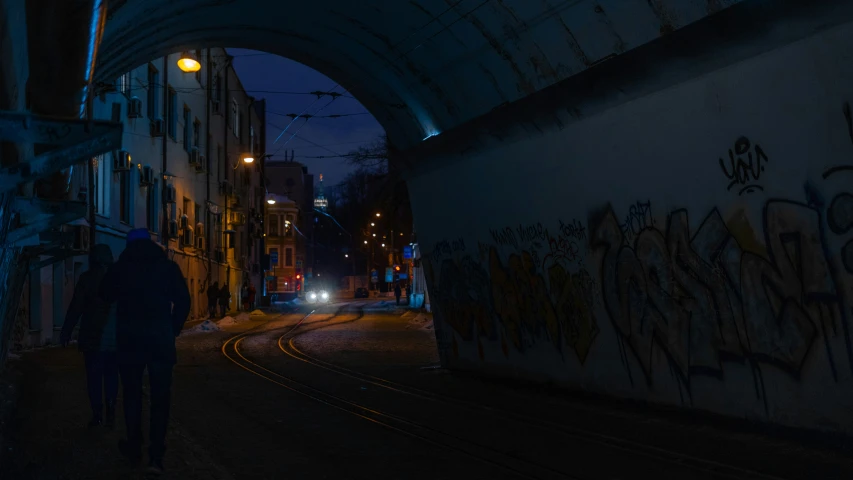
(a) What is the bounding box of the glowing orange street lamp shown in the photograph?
[177,52,201,73]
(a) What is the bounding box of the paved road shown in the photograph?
[2,299,852,479]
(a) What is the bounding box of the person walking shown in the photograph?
[59,244,119,428]
[100,228,190,474]
[248,282,257,310]
[218,283,231,318]
[394,283,402,306]
[206,281,219,318]
[241,281,249,311]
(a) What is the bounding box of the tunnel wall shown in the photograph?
[409,17,853,434]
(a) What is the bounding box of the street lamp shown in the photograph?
[370,222,375,227]
[375,213,381,217]
[364,240,368,244]
[372,233,376,237]
[241,154,255,164]
[177,52,201,73]
[345,254,349,258]
[381,243,385,247]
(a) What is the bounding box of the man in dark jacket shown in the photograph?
[60,243,118,428]
[218,283,231,318]
[206,281,218,318]
[100,228,190,474]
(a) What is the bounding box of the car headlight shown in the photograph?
[309,292,317,300]
[321,291,329,300]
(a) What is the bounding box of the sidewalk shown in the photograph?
[0,348,233,479]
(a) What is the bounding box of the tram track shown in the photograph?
[222,302,560,479]
[224,302,796,480]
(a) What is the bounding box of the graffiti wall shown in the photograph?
[407,19,853,433]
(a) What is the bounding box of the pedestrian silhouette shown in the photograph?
[206,281,219,318]
[60,243,119,428]
[218,283,231,318]
[100,228,190,474]
[394,283,402,306]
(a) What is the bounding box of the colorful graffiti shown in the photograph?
[425,241,599,364]
[589,199,851,389]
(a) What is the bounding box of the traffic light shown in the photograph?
[394,265,401,272]
[296,274,301,279]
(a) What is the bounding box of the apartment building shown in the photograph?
[264,160,314,291]
[18,48,266,347]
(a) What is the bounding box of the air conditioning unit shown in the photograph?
[180,214,189,230]
[214,248,224,263]
[219,181,233,196]
[163,184,176,204]
[195,222,205,238]
[150,118,165,137]
[231,212,246,226]
[189,147,200,165]
[127,97,143,118]
[196,236,205,250]
[181,227,194,247]
[113,150,131,171]
[140,165,154,186]
[212,100,222,115]
[195,155,206,173]
[167,219,179,239]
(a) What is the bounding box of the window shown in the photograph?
[146,181,159,232]
[231,99,239,138]
[268,215,279,237]
[167,87,177,139]
[94,154,111,217]
[183,198,191,222]
[119,168,132,224]
[213,74,222,102]
[117,73,130,96]
[193,119,200,150]
[194,204,201,225]
[285,248,293,267]
[194,49,202,84]
[269,248,279,266]
[285,215,294,237]
[183,106,192,152]
[147,65,159,119]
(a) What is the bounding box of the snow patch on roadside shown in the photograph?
[250,309,265,316]
[407,313,434,331]
[182,320,221,335]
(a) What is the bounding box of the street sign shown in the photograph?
[398,273,408,280]
[296,259,303,268]
[270,250,279,265]
[385,267,393,283]
[403,245,413,259]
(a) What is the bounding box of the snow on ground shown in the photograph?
[250,309,265,316]
[407,313,434,331]
[182,320,221,335]
[363,300,405,312]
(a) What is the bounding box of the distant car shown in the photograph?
[354,287,369,298]
[308,289,331,303]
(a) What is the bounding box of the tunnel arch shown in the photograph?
[94,0,718,150]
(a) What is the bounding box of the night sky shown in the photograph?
[228,48,385,187]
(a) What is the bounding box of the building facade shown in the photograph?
[19,48,266,347]
[263,194,299,299]
[264,160,314,291]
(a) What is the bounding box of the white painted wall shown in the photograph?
[409,19,853,434]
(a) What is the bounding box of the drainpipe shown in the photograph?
[161,55,169,247]
[223,58,230,287]
[205,49,212,280]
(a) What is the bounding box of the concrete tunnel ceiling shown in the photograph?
[95,0,742,151]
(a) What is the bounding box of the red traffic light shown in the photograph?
[296,274,301,279]
[394,265,401,271]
